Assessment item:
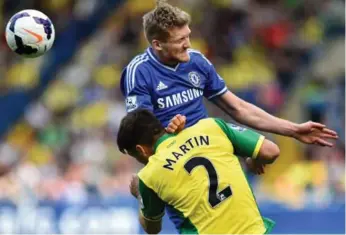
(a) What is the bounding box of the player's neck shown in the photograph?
[153,50,179,68]
[153,131,173,153]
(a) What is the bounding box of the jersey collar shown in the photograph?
[154,133,176,153]
[147,47,180,71]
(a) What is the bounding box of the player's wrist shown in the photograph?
[289,122,300,138]
[278,120,299,138]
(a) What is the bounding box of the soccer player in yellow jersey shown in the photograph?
[117,109,280,234]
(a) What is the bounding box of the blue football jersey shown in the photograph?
[120,47,228,127]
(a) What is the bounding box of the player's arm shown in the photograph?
[213,91,297,137]
[135,176,165,234]
[214,118,280,164]
[198,50,337,146]
[200,52,299,143]
[212,90,337,147]
[120,66,154,112]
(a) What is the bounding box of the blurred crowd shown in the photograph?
[0,0,344,208]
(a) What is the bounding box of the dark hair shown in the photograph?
[117,109,165,155]
[142,0,191,42]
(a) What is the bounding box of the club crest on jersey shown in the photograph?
[126,96,138,112]
[188,71,201,87]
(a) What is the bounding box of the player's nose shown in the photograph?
[184,39,191,49]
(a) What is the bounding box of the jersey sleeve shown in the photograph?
[138,177,165,221]
[120,65,153,112]
[213,118,265,159]
[199,54,228,100]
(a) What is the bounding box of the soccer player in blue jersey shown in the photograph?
[120,0,337,147]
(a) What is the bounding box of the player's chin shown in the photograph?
[178,53,190,62]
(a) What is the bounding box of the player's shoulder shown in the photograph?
[195,117,219,128]
[120,51,151,95]
[187,48,213,66]
[190,118,225,135]
[138,155,163,186]
[123,51,151,73]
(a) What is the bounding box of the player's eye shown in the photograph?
[177,38,184,43]
[179,37,188,43]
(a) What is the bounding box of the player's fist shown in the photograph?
[129,174,140,199]
[166,114,186,134]
[245,157,265,175]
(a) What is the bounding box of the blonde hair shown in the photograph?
[142,0,191,42]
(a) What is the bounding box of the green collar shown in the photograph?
[153,133,176,153]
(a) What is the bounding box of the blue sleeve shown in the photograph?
[120,65,153,112]
[200,55,228,100]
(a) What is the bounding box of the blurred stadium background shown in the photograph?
[0,0,345,233]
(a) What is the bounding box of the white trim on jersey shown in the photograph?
[126,54,149,93]
[146,48,180,71]
[207,86,228,100]
[126,54,146,93]
[131,56,149,91]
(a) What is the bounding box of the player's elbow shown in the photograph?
[144,225,161,234]
[258,139,280,164]
[140,216,162,234]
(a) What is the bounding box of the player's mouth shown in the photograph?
[181,50,188,56]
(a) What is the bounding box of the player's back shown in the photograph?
[138,118,274,234]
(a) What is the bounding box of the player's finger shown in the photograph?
[166,123,179,133]
[310,122,326,130]
[254,164,260,174]
[258,165,264,174]
[315,138,333,147]
[253,162,262,174]
[170,123,178,130]
[177,116,186,130]
[171,114,183,123]
[177,115,186,124]
[319,133,338,139]
[165,127,175,133]
[132,174,137,181]
[172,117,182,126]
[321,128,338,137]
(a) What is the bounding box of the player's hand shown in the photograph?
[166,114,186,134]
[129,174,140,199]
[293,121,338,147]
[245,157,265,175]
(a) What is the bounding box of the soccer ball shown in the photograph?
[5,9,55,58]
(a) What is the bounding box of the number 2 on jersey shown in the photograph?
[184,156,232,208]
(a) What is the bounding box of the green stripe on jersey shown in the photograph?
[213,118,264,158]
[138,178,165,220]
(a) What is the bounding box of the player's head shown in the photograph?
[117,109,165,164]
[143,0,191,63]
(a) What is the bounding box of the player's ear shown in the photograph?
[136,145,144,155]
[134,144,148,165]
[152,39,163,51]
[135,145,151,164]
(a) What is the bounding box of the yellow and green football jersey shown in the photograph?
[138,118,275,234]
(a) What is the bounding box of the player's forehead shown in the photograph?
[167,25,191,40]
